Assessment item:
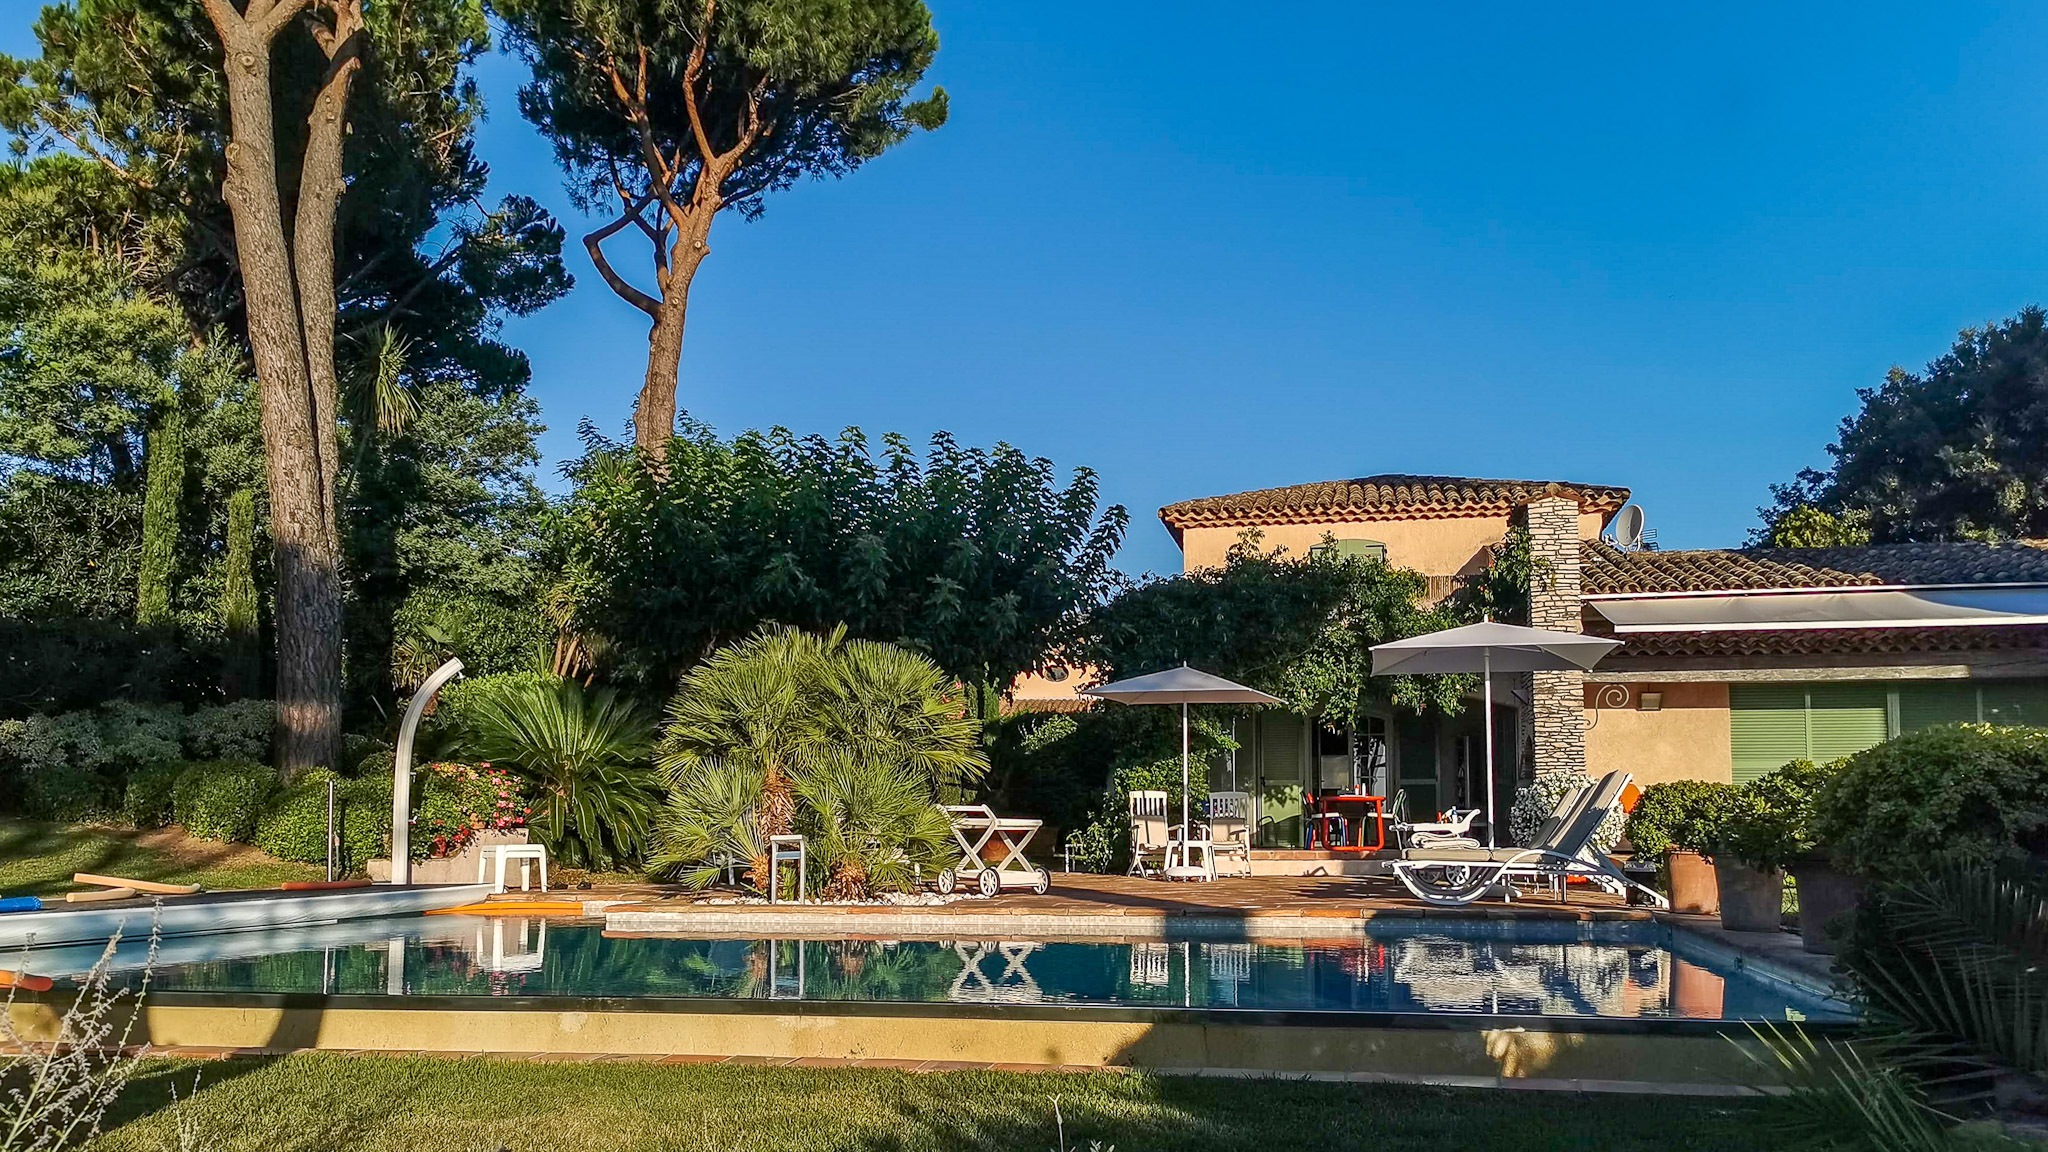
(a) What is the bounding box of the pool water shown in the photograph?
[23,915,1851,1022]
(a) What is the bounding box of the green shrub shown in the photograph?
[254,769,344,863]
[1709,758,1843,872]
[1,713,116,820]
[172,760,277,842]
[122,760,185,828]
[339,773,395,869]
[1624,779,1739,857]
[96,701,183,773]
[1816,724,2048,879]
[185,700,274,763]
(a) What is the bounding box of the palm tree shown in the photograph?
[653,625,985,896]
[463,679,657,869]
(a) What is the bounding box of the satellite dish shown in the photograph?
[1612,504,1646,550]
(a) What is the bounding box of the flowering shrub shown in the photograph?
[410,762,534,859]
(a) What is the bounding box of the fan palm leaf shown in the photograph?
[463,679,657,869]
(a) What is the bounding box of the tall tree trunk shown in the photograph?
[635,293,688,454]
[202,0,348,778]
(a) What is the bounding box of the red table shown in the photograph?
[1308,794,1388,852]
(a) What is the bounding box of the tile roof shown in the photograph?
[1159,474,1631,535]
[1582,540,2048,595]
[1591,623,2048,662]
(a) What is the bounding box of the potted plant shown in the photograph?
[1706,790,1793,933]
[1623,781,1737,914]
[1744,759,1856,952]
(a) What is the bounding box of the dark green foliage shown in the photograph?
[338,773,396,870]
[1761,305,2048,543]
[254,768,346,864]
[498,0,948,220]
[171,760,276,842]
[1624,779,1740,857]
[459,677,657,869]
[561,425,1126,694]
[1815,724,2048,879]
[1710,758,1842,872]
[0,618,224,715]
[134,398,182,625]
[218,488,259,695]
[121,761,183,828]
[1077,532,1473,725]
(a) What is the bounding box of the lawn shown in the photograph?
[76,1054,1794,1152]
[0,819,323,898]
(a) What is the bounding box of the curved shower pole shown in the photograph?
[390,657,464,885]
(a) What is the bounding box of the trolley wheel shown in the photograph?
[1029,870,1050,896]
[977,869,1001,897]
[936,869,957,895]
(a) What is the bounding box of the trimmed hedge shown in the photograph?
[122,761,184,828]
[1624,780,1739,857]
[253,769,344,863]
[1815,723,2048,878]
[171,760,277,843]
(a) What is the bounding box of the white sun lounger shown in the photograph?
[1386,770,1668,908]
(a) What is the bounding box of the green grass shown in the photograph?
[76,1054,1795,1152]
[0,819,323,898]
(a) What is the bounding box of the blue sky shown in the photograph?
[10,2,2048,575]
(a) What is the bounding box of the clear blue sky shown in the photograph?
[10,2,2048,575]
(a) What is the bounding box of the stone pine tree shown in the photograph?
[196,0,368,775]
[497,0,948,461]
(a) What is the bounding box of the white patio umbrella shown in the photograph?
[1369,620,1620,847]
[1082,665,1283,869]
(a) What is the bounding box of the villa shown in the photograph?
[1018,474,2048,860]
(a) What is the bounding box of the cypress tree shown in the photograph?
[134,399,184,625]
[220,488,260,697]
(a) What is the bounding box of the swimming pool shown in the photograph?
[13,913,1850,1023]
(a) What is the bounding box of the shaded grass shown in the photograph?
[84,1053,1795,1152]
[0,819,322,898]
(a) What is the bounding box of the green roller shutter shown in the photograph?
[1806,683,1890,763]
[1729,684,1811,784]
[1899,682,1979,731]
[1730,682,1891,783]
[1983,682,2048,726]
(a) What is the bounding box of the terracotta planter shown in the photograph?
[1715,861,1784,933]
[1665,849,1720,915]
[1788,858,1864,955]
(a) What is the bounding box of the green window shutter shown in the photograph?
[1805,683,1891,764]
[1729,683,1810,784]
[1982,681,2048,727]
[1311,539,1388,563]
[1898,681,1980,731]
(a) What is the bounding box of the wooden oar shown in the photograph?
[72,873,200,896]
[65,887,137,903]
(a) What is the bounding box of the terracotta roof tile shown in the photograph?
[1160,474,1631,534]
[1590,623,2048,661]
[1582,540,2048,595]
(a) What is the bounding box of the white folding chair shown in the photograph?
[1205,791,1253,877]
[1127,790,1170,877]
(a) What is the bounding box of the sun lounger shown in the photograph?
[1386,770,1667,908]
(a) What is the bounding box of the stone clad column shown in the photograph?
[1525,494,1587,781]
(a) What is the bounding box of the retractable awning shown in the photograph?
[1588,585,2048,633]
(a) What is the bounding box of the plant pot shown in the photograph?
[1715,861,1784,933]
[1665,848,1720,915]
[1787,857,1864,955]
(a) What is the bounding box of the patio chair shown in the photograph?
[1204,791,1253,877]
[1385,771,1667,908]
[1389,789,1484,849]
[1127,790,1170,877]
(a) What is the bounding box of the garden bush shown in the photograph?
[121,761,185,827]
[254,769,345,863]
[410,762,532,860]
[1815,723,2048,879]
[339,774,395,868]
[1708,758,1842,872]
[185,700,274,763]
[1623,779,1739,857]
[0,712,116,820]
[171,760,277,842]
[1510,774,1623,852]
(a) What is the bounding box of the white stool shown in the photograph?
[478,843,549,894]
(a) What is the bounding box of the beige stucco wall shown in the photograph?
[1176,511,1606,576]
[1582,682,1732,786]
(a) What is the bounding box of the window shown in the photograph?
[1309,538,1388,563]
[1733,679,2048,783]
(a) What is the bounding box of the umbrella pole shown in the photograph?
[1484,648,1496,848]
[1181,701,1191,855]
